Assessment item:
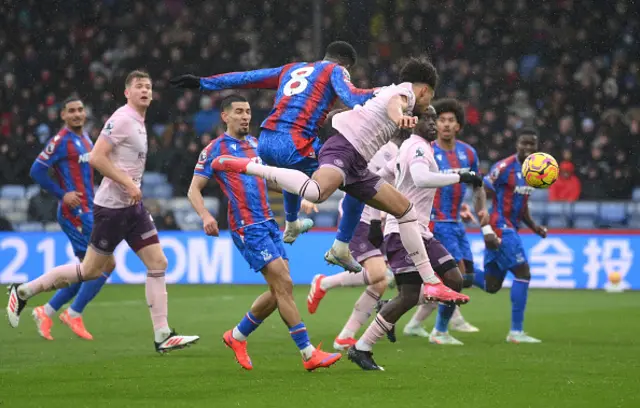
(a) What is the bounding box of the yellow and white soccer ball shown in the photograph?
[522,152,559,188]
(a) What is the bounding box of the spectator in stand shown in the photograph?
[549,161,581,202]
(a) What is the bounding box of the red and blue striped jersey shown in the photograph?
[483,154,534,233]
[199,61,375,158]
[35,127,94,219]
[431,141,480,222]
[194,134,273,231]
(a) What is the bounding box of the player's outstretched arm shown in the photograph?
[330,66,376,108]
[89,137,140,202]
[172,66,285,91]
[187,176,219,236]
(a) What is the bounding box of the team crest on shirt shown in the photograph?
[103,121,114,135]
[435,154,442,161]
[458,152,467,161]
[231,143,237,151]
[248,138,257,148]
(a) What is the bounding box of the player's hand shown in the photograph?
[300,199,319,215]
[460,203,478,224]
[534,225,548,238]
[126,183,142,204]
[63,191,83,208]
[458,171,483,188]
[169,74,201,89]
[484,233,501,250]
[202,214,219,236]
[368,220,384,248]
[477,209,490,226]
[396,115,418,129]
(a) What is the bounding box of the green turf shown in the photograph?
[1,285,639,408]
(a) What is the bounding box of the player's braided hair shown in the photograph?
[399,58,438,90]
[432,98,466,129]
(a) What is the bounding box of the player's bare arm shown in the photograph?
[472,186,489,225]
[386,95,417,129]
[187,175,219,236]
[522,203,547,238]
[481,185,502,249]
[89,137,142,203]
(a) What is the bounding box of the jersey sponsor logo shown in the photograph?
[514,185,534,195]
[78,153,90,163]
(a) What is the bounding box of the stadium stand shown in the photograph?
[1,0,638,230]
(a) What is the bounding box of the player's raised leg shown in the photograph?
[6,246,114,328]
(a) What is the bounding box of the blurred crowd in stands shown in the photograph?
[1,0,638,209]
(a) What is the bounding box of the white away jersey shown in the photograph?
[384,134,438,239]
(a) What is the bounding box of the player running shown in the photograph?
[347,108,483,370]
[187,95,341,371]
[27,97,114,341]
[473,128,546,344]
[170,41,375,267]
[212,58,470,305]
[306,138,401,351]
[6,71,199,353]
[402,98,489,341]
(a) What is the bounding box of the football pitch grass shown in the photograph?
[1,285,639,408]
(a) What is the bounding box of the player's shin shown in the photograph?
[145,270,170,342]
[334,194,365,255]
[338,287,382,339]
[46,283,82,313]
[511,277,530,332]
[69,272,109,315]
[19,264,86,300]
[396,205,440,284]
[232,291,275,341]
[435,303,456,332]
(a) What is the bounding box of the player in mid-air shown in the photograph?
[306,138,401,351]
[402,98,490,342]
[27,97,114,341]
[187,94,341,371]
[347,108,483,370]
[212,58,470,305]
[170,41,376,272]
[473,127,546,343]
[7,71,199,353]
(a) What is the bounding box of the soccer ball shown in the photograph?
[522,152,559,188]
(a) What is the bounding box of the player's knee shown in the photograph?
[442,268,463,293]
[399,283,421,308]
[301,179,323,203]
[371,280,387,296]
[513,265,531,281]
[396,203,417,223]
[267,268,294,297]
[103,256,116,273]
[485,280,502,294]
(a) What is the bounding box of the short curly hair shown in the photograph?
[399,58,438,90]
[432,98,466,129]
